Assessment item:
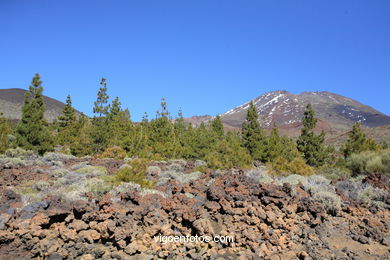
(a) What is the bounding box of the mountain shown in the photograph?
[220,91,390,132]
[182,115,213,127]
[0,88,73,122]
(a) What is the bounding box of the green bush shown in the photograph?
[205,138,252,169]
[269,157,314,176]
[108,159,154,188]
[346,149,390,177]
[100,146,127,160]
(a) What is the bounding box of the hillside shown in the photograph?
[0,88,71,122]
[220,91,390,131]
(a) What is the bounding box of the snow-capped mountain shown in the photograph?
[220,91,390,131]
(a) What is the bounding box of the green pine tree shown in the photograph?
[109,97,122,120]
[148,98,179,159]
[211,115,224,137]
[265,127,301,162]
[107,97,133,149]
[90,78,112,153]
[58,95,76,128]
[16,73,53,155]
[205,132,252,169]
[0,113,10,153]
[296,104,329,167]
[241,102,267,161]
[93,78,110,117]
[70,114,94,156]
[343,122,378,158]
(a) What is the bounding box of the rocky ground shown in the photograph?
[0,150,389,259]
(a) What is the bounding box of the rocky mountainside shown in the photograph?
[221,91,390,132]
[0,152,389,259]
[0,88,72,122]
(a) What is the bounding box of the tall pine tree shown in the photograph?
[91,78,111,153]
[241,102,267,161]
[16,73,53,155]
[296,104,329,167]
[93,78,110,117]
[58,95,76,128]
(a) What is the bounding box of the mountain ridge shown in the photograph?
[0,88,76,122]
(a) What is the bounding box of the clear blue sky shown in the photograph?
[1,0,389,120]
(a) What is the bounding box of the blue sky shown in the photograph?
[0,0,389,120]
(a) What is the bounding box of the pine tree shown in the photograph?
[205,132,252,169]
[241,102,267,161]
[93,78,110,117]
[0,113,10,153]
[107,97,133,149]
[266,127,300,162]
[109,97,121,120]
[296,104,329,167]
[148,98,179,159]
[343,122,378,158]
[192,122,210,159]
[70,114,94,156]
[16,73,53,155]
[211,115,224,137]
[58,95,76,128]
[91,78,111,153]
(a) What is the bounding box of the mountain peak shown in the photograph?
[221,90,390,131]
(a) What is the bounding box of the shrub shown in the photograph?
[305,175,341,214]
[312,191,341,216]
[109,159,154,188]
[109,182,167,198]
[85,178,113,197]
[315,165,351,180]
[346,149,390,176]
[356,185,388,208]
[276,174,308,187]
[269,157,314,176]
[100,146,127,160]
[4,148,34,158]
[157,171,203,185]
[245,168,273,184]
[42,152,76,162]
[75,165,108,177]
[336,178,388,209]
[0,157,27,168]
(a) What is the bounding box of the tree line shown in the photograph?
[0,74,384,172]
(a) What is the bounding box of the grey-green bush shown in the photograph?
[346,149,390,176]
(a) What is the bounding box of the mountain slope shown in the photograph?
[0,88,73,122]
[221,91,390,131]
